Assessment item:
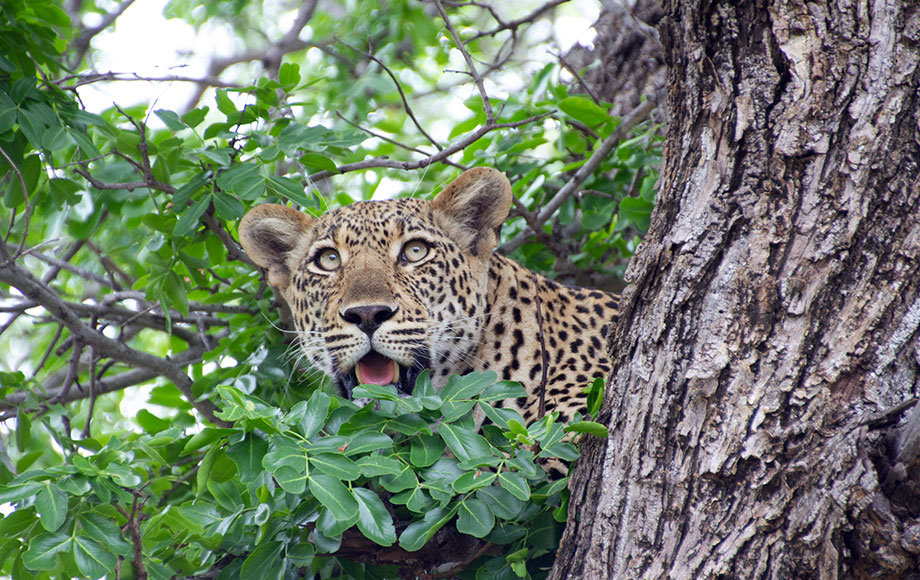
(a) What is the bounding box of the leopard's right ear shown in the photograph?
[239,204,314,290]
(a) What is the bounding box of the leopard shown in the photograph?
[238,167,619,429]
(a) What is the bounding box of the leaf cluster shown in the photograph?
[3,371,606,579]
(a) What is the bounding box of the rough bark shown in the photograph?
[551,1,920,579]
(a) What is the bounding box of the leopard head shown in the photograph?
[239,167,512,398]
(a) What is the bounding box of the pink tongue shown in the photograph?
[356,352,398,385]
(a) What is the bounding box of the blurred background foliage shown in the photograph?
[0,0,664,577]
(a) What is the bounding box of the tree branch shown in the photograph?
[305,112,553,182]
[337,39,442,150]
[0,262,225,425]
[67,0,136,68]
[500,93,662,254]
[432,0,494,122]
[466,0,569,42]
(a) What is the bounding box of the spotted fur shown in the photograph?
[239,168,618,426]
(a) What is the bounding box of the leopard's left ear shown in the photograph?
[431,167,512,257]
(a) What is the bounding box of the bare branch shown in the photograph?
[337,39,442,150]
[335,113,468,171]
[0,144,33,264]
[432,0,495,122]
[306,112,553,182]
[59,71,242,91]
[500,93,662,254]
[551,50,601,104]
[3,243,116,289]
[466,0,569,42]
[0,262,225,425]
[182,0,320,111]
[68,0,137,67]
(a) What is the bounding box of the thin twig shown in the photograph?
[471,0,568,42]
[551,50,600,104]
[337,38,442,150]
[0,262,225,425]
[82,345,97,438]
[306,112,553,182]
[335,112,468,172]
[432,0,494,122]
[500,93,662,253]
[68,0,137,67]
[0,144,32,264]
[114,495,148,580]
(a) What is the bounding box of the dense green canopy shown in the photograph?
[0,1,660,578]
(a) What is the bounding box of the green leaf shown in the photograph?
[339,431,393,456]
[398,505,457,552]
[73,535,117,579]
[391,486,432,513]
[353,488,396,547]
[78,513,132,556]
[409,433,446,468]
[379,461,418,493]
[498,471,530,501]
[316,504,357,537]
[241,541,285,580]
[558,96,609,126]
[586,376,605,416]
[183,427,236,454]
[480,403,525,430]
[173,195,210,237]
[356,454,403,477]
[453,470,496,493]
[136,409,170,434]
[478,380,528,402]
[310,453,360,481]
[181,107,209,127]
[215,89,237,117]
[563,421,608,438]
[35,481,67,531]
[0,481,40,503]
[217,163,265,200]
[154,109,187,131]
[619,196,654,233]
[308,474,359,521]
[228,432,269,483]
[301,389,330,438]
[267,176,313,207]
[439,371,497,421]
[279,62,301,90]
[412,370,441,410]
[439,423,493,464]
[262,436,308,473]
[299,152,336,172]
[476,486,524,520]
[22,532,71,571]
[196,444,219,497]
[212,191,245,220]
[456,498,495,538]
[274,465,307,494]
[15,412,31,451]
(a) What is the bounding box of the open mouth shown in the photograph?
[355,351,399,386]
[338,350,425,399]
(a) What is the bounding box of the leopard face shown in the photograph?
[239,168,511,398]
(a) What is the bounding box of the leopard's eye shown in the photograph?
[401,240,430,263]
[314,248,341,271]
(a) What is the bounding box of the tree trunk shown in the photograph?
[551,1,920,578]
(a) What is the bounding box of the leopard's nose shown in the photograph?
[341,305,397,336]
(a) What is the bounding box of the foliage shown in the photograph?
[0,0,660,578]
[2,370,608,579]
